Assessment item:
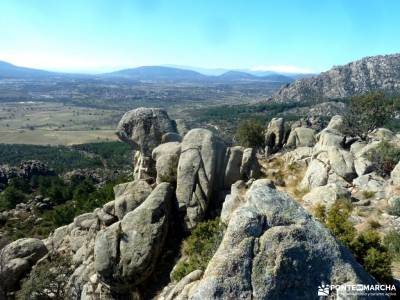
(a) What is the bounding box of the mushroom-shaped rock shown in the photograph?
[116,107,177,179]
[177,180,382,299]
[95,183,173,290]
[176,129,226,230]
[0,238,48,293]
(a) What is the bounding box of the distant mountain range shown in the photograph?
[0,61,57,79]
[270,53,400,102]
[0,61,296,83]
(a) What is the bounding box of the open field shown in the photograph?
[0,102,121,145]
[0,102,123,130]
[0,129,117,145]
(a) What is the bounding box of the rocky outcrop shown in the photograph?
[0,238,48,294]
[176,129,226,230]
[391,161,400,186]
[152,142,181,184]
[286,127,316,148]
[0,160,53,190]
[116,107,177,180]
[265,117,290,154]
[95,183,173,293]
[174,180,381,299]
[270,53,400,102]
[303,183,351,209]
[300,115,357,189]
[19,160,55,179]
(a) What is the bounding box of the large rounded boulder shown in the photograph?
[0,238,48,294]
[175,180,382,299]
[116,108,177,179]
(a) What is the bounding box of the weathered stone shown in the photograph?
[116,107,176,156]
[95,183,173,289]
[113,180,153,220]
[300,159,329,189]
[223,146,244,188]
[314,128,345,151]
[152,142,181,184]
[391,161,400,186]
[240,148,261,180]
[354,156,374,176]
[176,129,226,230]
[326,147,356,181]
[177,180,382,299]
[0,238,48,292]
[116,107,177,179]
[282,147,313,166]
[265,118,288,154]
[303,183,351,209]
[220,180,246,225]
[286,127,316,148]
[353,172,387,199]
[74,213,98,230]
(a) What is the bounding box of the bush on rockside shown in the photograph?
[236,119,265,149]
[171,218,224,282]
[321,200,393,283]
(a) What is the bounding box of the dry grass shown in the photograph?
[258,156,307,202]
[0,129,117,145]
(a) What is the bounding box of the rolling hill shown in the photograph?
[0,61,57,79]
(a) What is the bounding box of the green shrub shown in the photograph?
[325,200,355,247]
[387,197,400,217]
[16,253,73,300]
[366,140,400,177]
[362,190,376,199]
[236,119,265,148]
[312,203,326,223]
[362,247,393,284]
[345,92,395,139]
[384,230,400,261]
[323,201,393,283]
[0,186,27,210]
[367,219,381,229]
[350,230,393,283]
[171,219,224,282]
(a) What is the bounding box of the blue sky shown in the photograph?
[1,0,400,73]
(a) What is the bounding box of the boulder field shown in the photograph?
[1,107,398,299]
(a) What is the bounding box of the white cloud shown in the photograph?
[250,65,315,74]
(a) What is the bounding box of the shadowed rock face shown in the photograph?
[270,53,400,102]
[177,180,382,300]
